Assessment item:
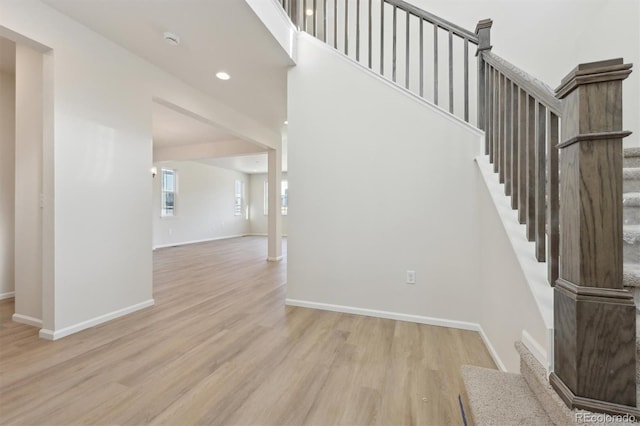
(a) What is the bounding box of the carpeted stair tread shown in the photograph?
[461,365,552,426]
[624,264,640,288]
[624,193,640,207]
[625,148,640,168]
[624,225,640,243]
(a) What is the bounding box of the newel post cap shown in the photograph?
[555,58,632,99]
[475,18,493,33]
[475,19,493,56]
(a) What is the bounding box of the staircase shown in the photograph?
[624,147,640,389]
[277,0,638,421]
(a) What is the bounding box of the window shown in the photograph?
[281,180,288,215]
[234,180,244,216]
[263,180,288,215]
[161,168,176,217]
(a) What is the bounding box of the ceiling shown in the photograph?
[42,0,292,131]
[200,154,270,175]
[152,102,235,148]
[0,36,15,75]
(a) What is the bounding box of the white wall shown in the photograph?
[14,43,42,322]
[152,161,250,248]
[0,0,283,338]
[288,33,484,326]
[287,33,550,371]
[0,69,15,299]
[249,172,288,236]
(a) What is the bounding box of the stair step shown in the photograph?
[624,168,640,193]
[623,225,640,264]
[461,365,552,425]
[624,263,640,289]
[624,193,640,226]
[625,147,640,168]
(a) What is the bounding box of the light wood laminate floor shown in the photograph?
[0,236,496,425]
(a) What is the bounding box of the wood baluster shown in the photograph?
[486,64,493,158]
[535,102,546,261]
[517,87,527,223]
[323,0,327,42]
[448,30,453,114]
[405,11,409,89]
[464,39,469,122]
[497,72,504,177]
[392,6,397,82]
[334,0,337,48]
[380,0,384,75]
[356,0,361,61]
[419,19,423,97]
[547,111,559,285]
[344,0,349,55]
[525,95,535,241]
[512,88,519,199]
[368,0,372,68]
[475,19,493,131]
[303,0,308,31]
[433,25,438,105]
[504,78,512,195]
[492,68,499,171]
[312,0,317,36]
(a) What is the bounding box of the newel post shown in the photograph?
[475,19,492,151]
[550,59,637,415]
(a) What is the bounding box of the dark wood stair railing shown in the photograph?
[276,0,637,417]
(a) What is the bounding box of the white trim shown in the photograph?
[285,298,507,371]
[0,291,15,300]
[522,329,550,375]
[475,155,554,330]
[153,234,248,250]
[38,299,154,341]
[268,256,283,262]
[246,233,289,237]
[298,32,484,136]
[12,313,43,328]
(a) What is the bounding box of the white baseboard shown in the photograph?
[267,256,283,262]
[12,313,43,328]
[522,329,550,375]
[38,299,154,341]
[246,233,288,237]
[153,234,247,250]
[0,291,15,300]
[284,298,507,371]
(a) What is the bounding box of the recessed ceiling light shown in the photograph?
[163,32,180,46]
[284,120,288,125]
[216,71,231,80]
[306,9,314,16]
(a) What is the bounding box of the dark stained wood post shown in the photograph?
[475,19,492,139]
[550,59,637,416]
[290,0,299,29]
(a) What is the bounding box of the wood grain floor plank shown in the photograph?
[0,236,496,425]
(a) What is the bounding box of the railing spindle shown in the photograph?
[526,95,535,241]
[312,0,317,36]
[345,0,349,55]
[535,102,546,261]
[419,19,423,97]
[433,25,438,105]
[510,81,519,209]
[334,0,337,49]
[464,39,469,122]
[303,0,308,31]
[392,6,397,82]
[504,78,512,196]
[448,30,453,114]
[492,68,498,170]
[368,0,372,68]
[487,64,493,158]
[497,72,503,177]
[380,1,384,75]
[323,0,327,42]
[517,88,527,223]
[547,112,559,285]
[405,11,410,89]
[356,0,361,61]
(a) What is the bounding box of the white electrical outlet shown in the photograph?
[406,270,416,284]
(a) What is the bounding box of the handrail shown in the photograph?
[384,0,479,43]
[482,51,561,115]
